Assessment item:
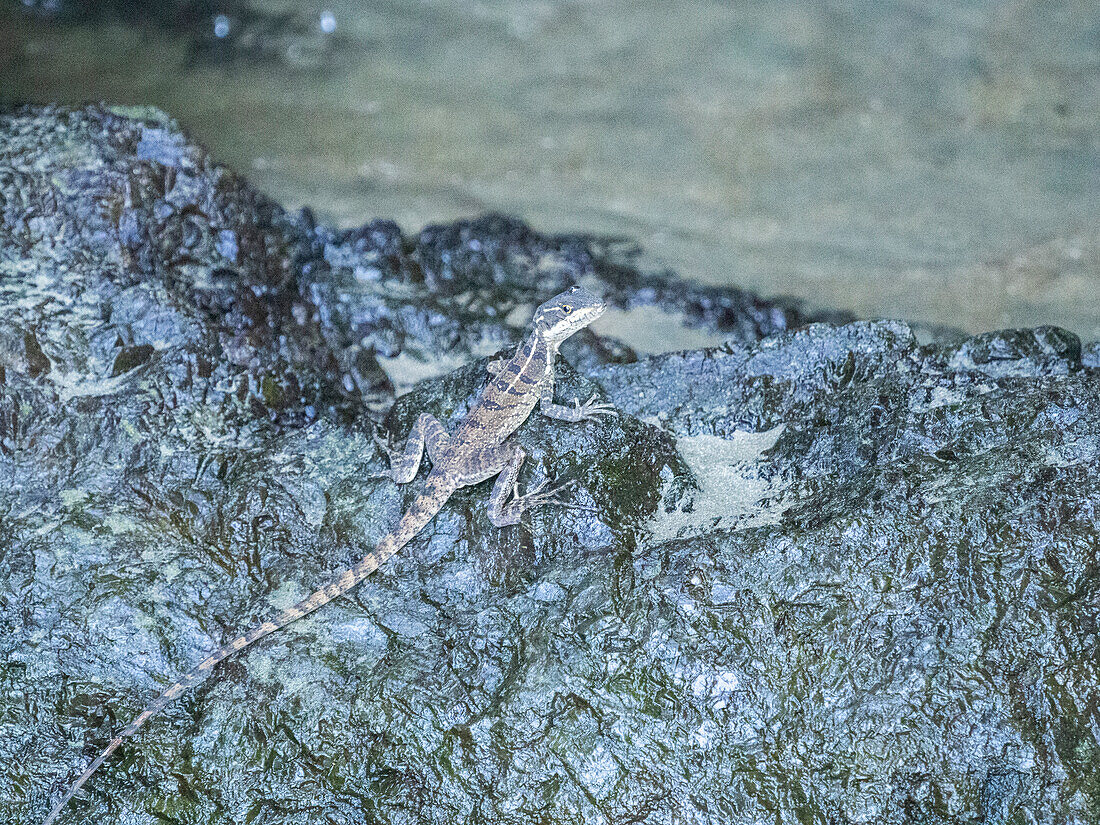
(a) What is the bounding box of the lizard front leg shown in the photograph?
[374,413,450,483]
[486,443,572,527]
[539,373,617,422]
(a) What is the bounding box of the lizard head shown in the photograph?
[532,285,606,344]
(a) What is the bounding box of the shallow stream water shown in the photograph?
[2,0,1098,345]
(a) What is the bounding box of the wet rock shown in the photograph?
[3,105,1098,825]
[942,326,1081,377]
[1084,340,1100,369]
[594,320,1100,822]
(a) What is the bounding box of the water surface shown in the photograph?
[2,0,1097,340]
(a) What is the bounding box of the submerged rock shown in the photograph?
[2,105,1098,825]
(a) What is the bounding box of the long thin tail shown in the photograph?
[42,476,455,825]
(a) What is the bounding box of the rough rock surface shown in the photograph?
[2,106,1098,825]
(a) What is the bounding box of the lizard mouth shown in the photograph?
[574,301,605,328]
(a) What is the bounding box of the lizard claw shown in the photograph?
[572,394,618,420]
[517,478,576,512]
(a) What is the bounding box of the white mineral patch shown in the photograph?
[648,425,789,540]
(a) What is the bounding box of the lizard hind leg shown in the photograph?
[485,443,574,527]
[374,413,450,483]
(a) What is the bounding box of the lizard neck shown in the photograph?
[530,328,559,356]
[508,330,554,377]
[526,331,556,384]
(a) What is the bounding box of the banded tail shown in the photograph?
[42,473,456,825]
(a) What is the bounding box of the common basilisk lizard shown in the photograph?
[42,285,615,824]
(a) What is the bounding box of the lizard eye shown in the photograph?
[561,305,573,314]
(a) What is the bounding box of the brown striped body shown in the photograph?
[454,337,552,446]
[41,286,614,825]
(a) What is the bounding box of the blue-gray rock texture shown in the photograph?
[2,105,1098,825]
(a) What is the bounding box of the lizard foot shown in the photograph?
[569,394,618,420]
[515,478,576,512]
